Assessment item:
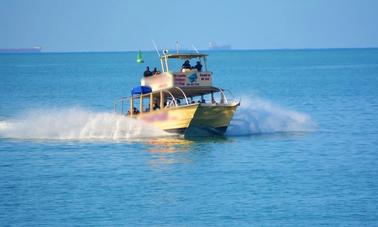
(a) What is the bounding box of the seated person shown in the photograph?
[143,66,153,77]
[194,61,203,72]
[152,67,160,75]
[133,107,140,114]
[182,60,192,69]
[153,101,160,110]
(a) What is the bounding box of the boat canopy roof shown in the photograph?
[131,86,222,99]
[162,86,221,99]
[161,53,208,60]
[131,86,152,96]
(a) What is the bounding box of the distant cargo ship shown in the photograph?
[208,42,231,51]
[0,46,41,53]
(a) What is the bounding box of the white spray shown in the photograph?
[0,98,315,140]
[226,97,315,136]
[0,107,169,140]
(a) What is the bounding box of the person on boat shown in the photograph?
[182,60,192,69]
[153,101,160,110]
[133,107,140,114]
[194,61,202,72]
[152,67,160,75]
[144,66,153,77]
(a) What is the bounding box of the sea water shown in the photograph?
[0,49,377,226]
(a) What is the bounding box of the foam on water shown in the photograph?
[227,97,315,136]
[0,107,169,140]
[0,98,315,140]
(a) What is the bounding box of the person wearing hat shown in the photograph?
[194,61,203,72]
[182,60,192,69]
[144,66,153,77]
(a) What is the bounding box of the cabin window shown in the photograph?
[142,95,151,112]
[130,96,140,115]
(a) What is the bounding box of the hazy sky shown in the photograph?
[1,0,378,52]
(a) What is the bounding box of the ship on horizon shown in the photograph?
[0,46,41,53]
[208,42,231,51]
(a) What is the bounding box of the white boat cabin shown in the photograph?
[141,53,212,91]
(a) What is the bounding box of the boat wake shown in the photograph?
[0,107,169,140]
[0,98,315,140]
[226,97,315,136]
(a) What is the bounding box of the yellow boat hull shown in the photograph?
[134,103,239,137]
[186,104,238,136]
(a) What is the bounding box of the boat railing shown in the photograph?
[113,86,240,116]
[113,90,182,115]
[172,87,189,105]
[163,89,178,107]
[113,97,129,114]
[221,89,241,105]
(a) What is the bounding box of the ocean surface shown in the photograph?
[0,49,377,226]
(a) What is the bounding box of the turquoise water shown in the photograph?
[1,49,378,226]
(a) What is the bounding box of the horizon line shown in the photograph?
[2,46,378,54]
[42,46,378,54]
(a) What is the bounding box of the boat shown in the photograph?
[208,42,231,51]
[114,52,240,137]
[0,46,41,53]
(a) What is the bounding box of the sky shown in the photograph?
[1,0,378,52]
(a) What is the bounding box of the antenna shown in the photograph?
[152,40,161,58]
[176,41,180,54]
[192,44,200,54]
